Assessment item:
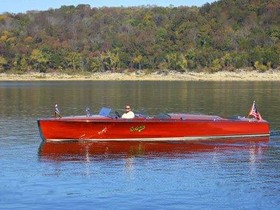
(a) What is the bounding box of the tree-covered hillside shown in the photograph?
[0,0,279,74]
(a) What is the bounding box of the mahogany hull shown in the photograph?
[37,117,270,142]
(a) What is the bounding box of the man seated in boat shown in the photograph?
[121,105,135,119]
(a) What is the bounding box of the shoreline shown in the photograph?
[1,70,280,81]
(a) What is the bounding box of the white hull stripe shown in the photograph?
[46,133,270,142]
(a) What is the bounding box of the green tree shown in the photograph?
[166,53,188,71]
[65,52,82,71]
[0,56,7,72]
[210,58,222,73]
[98,51,120,71]
[30,49,49,72]
[132,55,143,70]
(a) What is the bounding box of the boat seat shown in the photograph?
[154,113,171,119]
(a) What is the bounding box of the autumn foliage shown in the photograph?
[0,0,279,74]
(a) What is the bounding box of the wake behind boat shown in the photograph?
[37,102,270,142]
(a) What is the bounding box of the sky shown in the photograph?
[0,0,217,14]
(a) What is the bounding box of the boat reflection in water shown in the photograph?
[38,137,269,162]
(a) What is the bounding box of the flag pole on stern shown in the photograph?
[54,104,61,118]
[247,101,262,120]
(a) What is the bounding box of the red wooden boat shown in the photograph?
[37,102,270,142]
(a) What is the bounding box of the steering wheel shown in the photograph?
[115,111,121,118]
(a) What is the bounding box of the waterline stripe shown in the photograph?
[46,133,270,142]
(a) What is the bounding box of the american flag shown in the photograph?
[248,101,262,120]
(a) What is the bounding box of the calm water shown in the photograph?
[0,81,280,209]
